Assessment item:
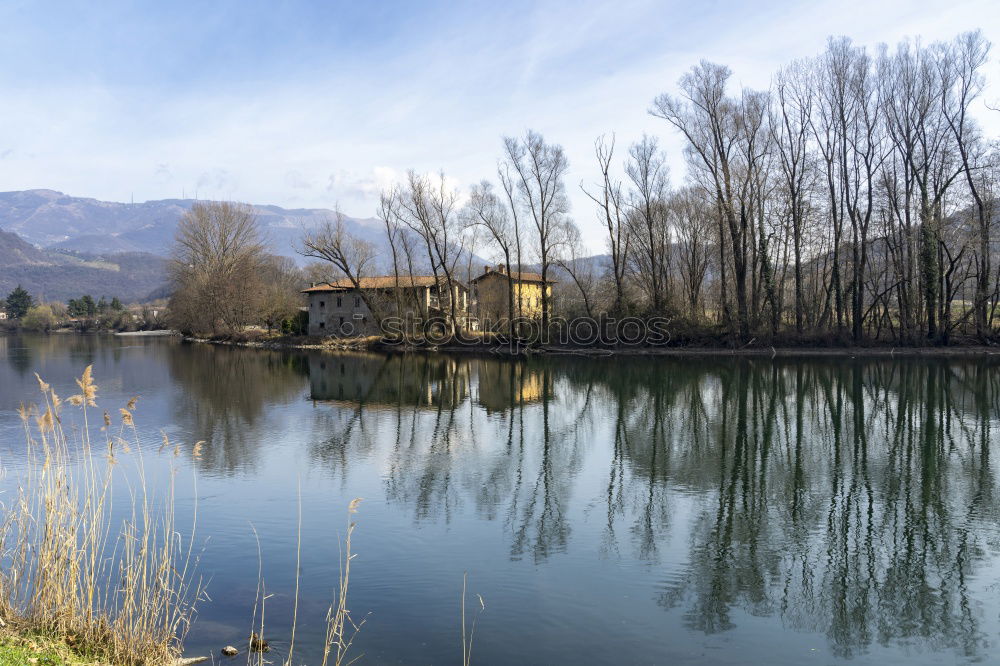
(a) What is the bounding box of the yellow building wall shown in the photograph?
[475,274,552,323]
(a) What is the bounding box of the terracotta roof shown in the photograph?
[302,275,466,293]
[471,268,556,284]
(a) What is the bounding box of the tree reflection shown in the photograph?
[167,342,308,474]
[635,359,1000,659]
[291,350,1000,659]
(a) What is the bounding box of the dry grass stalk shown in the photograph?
[247,497,365,666]
[461,573,485,666]
[0,366,203,665]
[320,498,365,666]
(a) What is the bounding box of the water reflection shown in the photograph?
[308,353,469,410]
[605,359,1000,658]
[166,342,308,473]
[299,353,1000,658]
[5,336,999,663]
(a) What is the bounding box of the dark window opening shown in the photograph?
[354,297,361,307]
[319,300,325,307]
[336,297,342,307]
[318,322,325,329]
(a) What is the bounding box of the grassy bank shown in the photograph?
[0,629,103,665]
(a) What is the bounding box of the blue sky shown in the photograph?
[1,0,997,249]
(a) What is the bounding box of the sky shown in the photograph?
[1,0,998,250]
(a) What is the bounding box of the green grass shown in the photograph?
[0,632,99,665]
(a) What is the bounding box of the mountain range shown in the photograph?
[0,189,384,259]
[0,189,386,303]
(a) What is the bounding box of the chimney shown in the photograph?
[496,264,506,274]
[483,265,490,275]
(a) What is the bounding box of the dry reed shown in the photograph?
[245,496,365,666]
[0,366,202,665]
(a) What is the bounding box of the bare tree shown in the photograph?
[395,171,467,332]
[502,130,570,332]
[582,134,631,313]
[554,220,597,318]
[672,186,714,320]
[939,30,993,339]
[625,135,672,314]
[652,62,753,338]
[298,210,382,323]
[772,60,815,334]
[259,255,305,332]
[467,180,517,333]
[168,201,267,335]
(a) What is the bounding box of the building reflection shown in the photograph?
[308,352,469,410]
[473,359,553,413]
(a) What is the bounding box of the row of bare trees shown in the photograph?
[176,31,998,345]
[307,30,997,344]
[646,30,998,343]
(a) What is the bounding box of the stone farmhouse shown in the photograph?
[302,275,470,336]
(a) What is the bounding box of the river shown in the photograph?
[1,333,999,665]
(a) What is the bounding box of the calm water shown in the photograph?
[2,334,1000,665]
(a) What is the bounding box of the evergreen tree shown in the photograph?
[4,285,33,319]
[80,294,97,317]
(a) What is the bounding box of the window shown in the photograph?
[318,321,325,329]
[319,300,325,308]
[354,296,361,307]
[336,296,342,307]
[339,317,344,325]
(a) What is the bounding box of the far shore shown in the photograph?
[180,334,1000,359]
[6,328,998,358]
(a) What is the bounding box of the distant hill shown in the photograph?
[0,229,167,303]
[0,189,384,262]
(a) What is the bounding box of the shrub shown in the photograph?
[20,305,58,332]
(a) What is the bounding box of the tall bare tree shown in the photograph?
[168,201,267,335]
[939,30,993,339]
[772,60,815,334]
[467,180,517,333]
[625,135,672,314]
[652,62,753,338]
[502,130,570,332]
[582,134,631,313]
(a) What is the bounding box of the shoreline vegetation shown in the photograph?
[179,331,1000,358]
[5,326,1000,357]
[0,368,203,666]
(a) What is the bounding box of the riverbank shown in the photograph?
[182,332,1000,358]
[0,627,208,665]
[0,629,97,665]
